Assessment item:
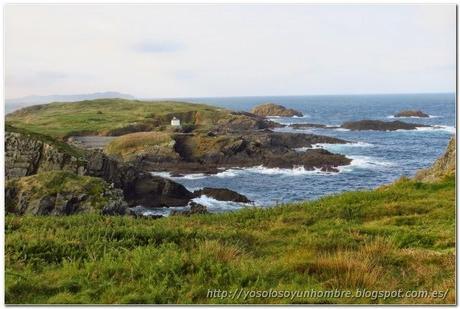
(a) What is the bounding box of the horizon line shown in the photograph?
[6,90,456,102]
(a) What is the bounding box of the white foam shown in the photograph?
[214,169,240,178]
[292,115,311,118]
[150,171,208,180]
[339,155,394,172]
[415,125,456,134]
[150,171,172,178]
[334,128,350,132]
[192,195,255,212]
[295,142,374,152]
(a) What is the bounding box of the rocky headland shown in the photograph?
[5,99,355,216]
[115,130,351,174]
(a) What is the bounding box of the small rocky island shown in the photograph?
[394,110,429,118]
[251,103,303,117]
[341,120,430,131]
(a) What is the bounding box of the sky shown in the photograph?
[5,4,456,99]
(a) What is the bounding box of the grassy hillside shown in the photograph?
[5,175,455,304]
[105,131,176,161]
[6,99,227,138]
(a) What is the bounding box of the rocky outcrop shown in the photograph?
[289,123,338,129]
[83,150,194,207]
[415,136,455,182]
[5,171,127,215]
[170,202,208,216]
[395,110,429,118]
[215,112,283,132]
[140,131,351,174]
[194,187,252,203]
[5,126,194,208]
[251,103,303,117]
[5,127,86,180]
[341,120,430,131]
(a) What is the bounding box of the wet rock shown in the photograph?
[341,120,430,131]
[194,187,252,203]
[171,202,208,216]
[290,123,338,129]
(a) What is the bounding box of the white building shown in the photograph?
[171,116,181,127]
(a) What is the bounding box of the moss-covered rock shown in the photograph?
[416,136,456,181]
[104,131,179,162]
[395,110,429,118]
[251,103,303,117]
[5,125,87,180]
[6,171,128,215]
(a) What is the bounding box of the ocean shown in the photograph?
[146,93,456,215]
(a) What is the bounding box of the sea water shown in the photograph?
[152,93,456,214]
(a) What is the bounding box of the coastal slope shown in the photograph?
[5,137,455,304]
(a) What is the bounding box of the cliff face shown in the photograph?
[416,136,456,181]
[5,131,86,179]
[5,127,194,209]
[6,171,127,216]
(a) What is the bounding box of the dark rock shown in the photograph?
[395,110,429,118]
[216,112,283,132]
[341,120,430,131]
[171,202,208,216]
[290,123,338,129]
[5,126,195,209]
[5,130,86,180]
[194,187,252,203]
[142,131,350,174]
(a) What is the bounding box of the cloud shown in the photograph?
[4,5,456,98]
[133,40,185,53]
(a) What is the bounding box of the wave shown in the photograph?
[295,142,374,152]
[387,115,441,119]
[192,195,255,212]
[150,171,208,180]
[415,125,455,134]
[392,125,455,134]
[339,155,395,172]
[129,205,188,217]
[292,115,311,118]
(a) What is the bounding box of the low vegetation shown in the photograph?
[5,175,455,304]
[6,171,118,214]
[6,99,228,139]
[6,124,86,159]
[104,131,175,161]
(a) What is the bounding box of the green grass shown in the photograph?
[6,99,228,139]
[6,171,114,214]
[104,131,175,161]
[5,175,455,304]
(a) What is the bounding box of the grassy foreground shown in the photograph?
[5,175,455,304]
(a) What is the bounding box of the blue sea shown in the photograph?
[147,93,456,215]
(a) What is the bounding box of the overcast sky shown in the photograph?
[5,4,456,99]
